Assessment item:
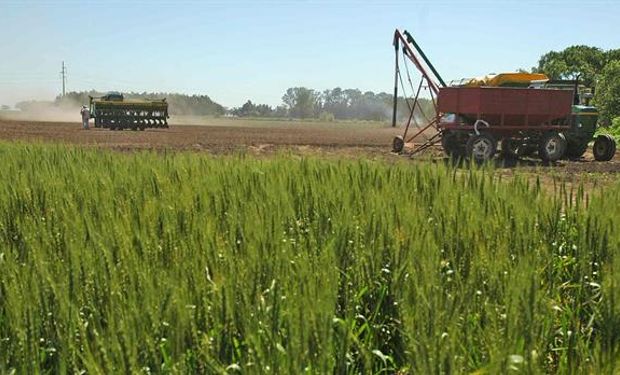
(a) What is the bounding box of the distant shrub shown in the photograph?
[319,111,335,122]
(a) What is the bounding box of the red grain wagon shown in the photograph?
[438,87,573,130]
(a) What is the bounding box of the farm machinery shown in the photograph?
[89,92,169,131]
[391,29,617,162]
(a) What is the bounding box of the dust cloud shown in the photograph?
[0,101,81,123]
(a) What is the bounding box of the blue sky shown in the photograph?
[0,0,618,108]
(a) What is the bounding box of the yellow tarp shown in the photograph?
[463,73,549,87]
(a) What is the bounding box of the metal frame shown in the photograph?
[391,29,444,155]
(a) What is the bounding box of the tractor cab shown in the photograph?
[101,91,124,101]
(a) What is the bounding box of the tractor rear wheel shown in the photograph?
[466,133,497,162]
[593,135,616,161]
[538,132,567,162]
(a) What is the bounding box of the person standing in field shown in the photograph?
[80,105,90,130]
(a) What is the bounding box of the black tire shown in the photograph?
[441,132,464,158]
[594,135,616,161]
[605,135,617,160]
[392,135,404,153]
[500,138,519,159]
[466,133,497,162]
[538,132,567,162]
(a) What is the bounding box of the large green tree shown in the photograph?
[536,45,605,87]
[594,60,620,124]
[282,87,319,119]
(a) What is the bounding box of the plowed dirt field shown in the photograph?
[0,119,394,154]
[0,119,618,178]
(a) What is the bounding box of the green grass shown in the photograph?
[0,143,619,373]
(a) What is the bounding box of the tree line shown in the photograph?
[232,87,434,122]
[12,88,432,123]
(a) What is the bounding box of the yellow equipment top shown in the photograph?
[463,73,549,87]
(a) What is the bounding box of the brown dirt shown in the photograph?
[0,119,395,154]
[0,119,618,186]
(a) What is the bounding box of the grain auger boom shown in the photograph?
[391,29,445,155]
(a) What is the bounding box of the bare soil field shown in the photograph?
[0,119,619,183]
[0,118,394,154]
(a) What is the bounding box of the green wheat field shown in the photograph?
[0,143,619,374]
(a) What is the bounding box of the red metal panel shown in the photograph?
[438,87,573,127]
[481,88,528,114]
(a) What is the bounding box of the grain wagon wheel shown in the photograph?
[593,135,616,161]
[392,135,404,153]
[500,138,520,159]
[538,132,567,162]
[466,133,497,162]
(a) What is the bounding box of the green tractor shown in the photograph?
[560,84,616,161]
[89,92,169,131]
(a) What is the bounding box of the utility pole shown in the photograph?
[60,61,67,97]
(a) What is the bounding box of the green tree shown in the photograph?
[282,87,318,119]
[605,49,620,64]
[231,100,274,117]
[536,45,605,87]
[594,60,620,125]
